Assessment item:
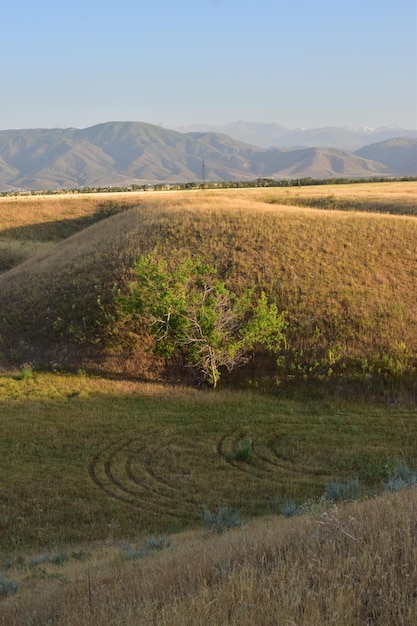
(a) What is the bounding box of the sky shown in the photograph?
[2,0,416,131]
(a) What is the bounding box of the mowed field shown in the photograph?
[1,371,417,625]
[0,181,416,623]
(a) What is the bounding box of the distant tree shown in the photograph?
[119,255,286,388]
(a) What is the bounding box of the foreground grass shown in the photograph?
[1,371,416,554]
[1,487,416,625]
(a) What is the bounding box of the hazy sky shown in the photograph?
[2,0,416,130]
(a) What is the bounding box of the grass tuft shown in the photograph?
[324,478,362,502]
[202,505,242,533]
[14,363,34,380]
[382,459,417,492]
[0,573,19,597]
[233,436,253,462]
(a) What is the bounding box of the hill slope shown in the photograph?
[0,186,416,385]
[0,121,407,191]
[355,137,417,175]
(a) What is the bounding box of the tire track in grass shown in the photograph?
[89,439,146,510]
[217,431,317,477]
[89,438,183,516]
[90,436,209,517]
[90,429,325,513]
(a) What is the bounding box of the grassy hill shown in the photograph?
[0,182,416,393]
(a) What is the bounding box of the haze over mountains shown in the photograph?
[0,121,416,191]
[172,121,417,151]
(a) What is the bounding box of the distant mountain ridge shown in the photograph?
[0,121,415,191]
[173,121,417,151]
[355,137,417,176]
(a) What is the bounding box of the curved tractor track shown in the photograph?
[89,429,318,518]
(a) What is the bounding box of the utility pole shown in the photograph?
[201,158,206,188]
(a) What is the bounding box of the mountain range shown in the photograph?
[172,121,417,151]
[0,121,416,191]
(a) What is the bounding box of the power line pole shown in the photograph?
[201,158,206,188]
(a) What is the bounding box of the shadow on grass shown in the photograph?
[0,202,132,242]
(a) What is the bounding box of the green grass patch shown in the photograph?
[1,372,416,554]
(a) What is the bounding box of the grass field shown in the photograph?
[1,371,416,551]
[0,181,416,622]
[0,371,416,624]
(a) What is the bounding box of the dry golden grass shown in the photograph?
[253,180,417,201]
[0,181,414,233]
[0,196,89,228]
[2,487,416,625]
[0,182,416,388]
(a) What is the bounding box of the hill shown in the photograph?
[355,137,417,175]
[0,121,411,191]
[251,146,389,179]
[0,183,416,389]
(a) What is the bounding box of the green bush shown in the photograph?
[119,255,286,388]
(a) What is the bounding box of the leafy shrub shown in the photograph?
[119,255,286,388]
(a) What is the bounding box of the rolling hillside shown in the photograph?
[0,183,416,387]
[1,121,413,191]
